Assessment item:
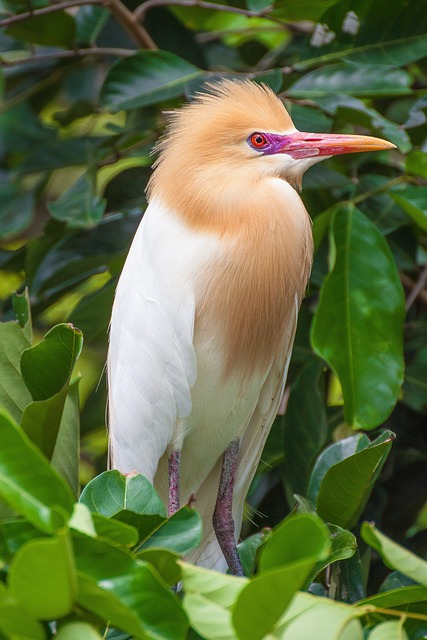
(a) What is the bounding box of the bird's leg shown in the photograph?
[168,449,181,516]
[212,438,243,576]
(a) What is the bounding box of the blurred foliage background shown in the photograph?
[1,0,427,611]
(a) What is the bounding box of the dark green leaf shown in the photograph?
[6,12,76,48]
[140,506,202,555]
[316,433,394,529]
[0,183,34,239]
[48,172,106,229]
[311,206,405,428]
[283,360,328,500]
[136,548,181,585]
[100,51,203,112]
[288,64,412,98]
[390,186,427,231]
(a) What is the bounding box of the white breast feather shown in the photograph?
[108,198,221,480]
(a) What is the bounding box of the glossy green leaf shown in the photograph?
[362,523,427,586]
[21,323,83,401]
[0,409,74,532]
[233,514,330,640]
[8,530,77,619]
[283,360,328,499]
[312,524,357,579]
[57,621,103,640]
[358,585,427,610]
[316,433,394,529]
[100,51,203,112]
[288,64,412,98]
[0,293,32,423]
[80,470,166,517]
[311,206,405,429]
[237,531,267,577]
[140,506,202,554]
[77,574,148,639]
[75,5,110,44]
[390,186,427,231]
[346,33,427,68]
[48,172,106,229]
[307,434,369,505]
[74,533,188,640]
[92,512,139,546]
[368,620,408,640]
[68,279,116,341]
[259,513,330,572]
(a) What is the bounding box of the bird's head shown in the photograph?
[148,80,395,224]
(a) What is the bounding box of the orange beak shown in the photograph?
[281,132,396,160]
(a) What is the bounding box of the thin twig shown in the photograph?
[135,0,273,21]
[0,0,157,50]
[403,265,427,310]
[0,47,136,67]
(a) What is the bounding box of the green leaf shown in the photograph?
[137,548,181,585]
[100,51,203,112]
[0,293,32,423]
[362,523,427,586]
[0,600,46,640]
[390,186,427,231]
[57,622,103,639]
[21,323,83,401]
[0,409,74,532]
[75,5,110,44]
[8,530,77,620]
[277,592,364,639]
[283,360,328,500]
[269,0,339,20]
[406,150,427,179]
[68,279,116,341]
[312,524,357,579]
[368,620,408,640]
[233,514,330,640]
[311,206,405,429]
[48,172,106,229]
[316,433,394,529]
[139,506,203,555]
[237,531,267,577]
[6,12,76,48]
[307,433,369,505]
[92,513,139,547]
[50,378,80,495]
[181,562,247,640]
[74,532,188,640]
[288,64,412,98]
[0,183,34,239]
[80,470,166,517]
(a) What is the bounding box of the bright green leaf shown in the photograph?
[0,409,74,532]
[311,206,405,429]
[57,621,103,639]
[368,620,408,640]
[139,506,202,554]
[8,530,77,619]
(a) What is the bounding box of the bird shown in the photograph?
[107,79,395,575]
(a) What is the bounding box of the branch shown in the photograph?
[0,47,136,67]
[403,265,427,310]
[135,0,273,21]
[0,0,157,50]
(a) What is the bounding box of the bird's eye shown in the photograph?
[249,133,268,149]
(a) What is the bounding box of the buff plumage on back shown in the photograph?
[147,80,312,378]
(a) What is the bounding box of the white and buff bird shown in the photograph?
[108,80,394,575]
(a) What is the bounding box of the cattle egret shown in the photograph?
[108,80,395,575]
